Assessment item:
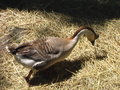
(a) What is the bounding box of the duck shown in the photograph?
[6,26,99,84]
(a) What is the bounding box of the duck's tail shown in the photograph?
[6,45,17,55]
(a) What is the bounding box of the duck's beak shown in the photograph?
[91,41,95,46]
[96,34,99,39]
[91,34,99,46]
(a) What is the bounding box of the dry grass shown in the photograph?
[0,8,120,90]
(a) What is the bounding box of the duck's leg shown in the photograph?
[33,61,47,71]
[25,61,47,81]
[24,69,33,83]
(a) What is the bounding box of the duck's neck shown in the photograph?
[68,27,94,49]
[72,29,87,41]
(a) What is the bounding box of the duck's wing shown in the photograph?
[15,37,67,62]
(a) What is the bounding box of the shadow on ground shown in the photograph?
[0,0,120,25]
[0,26,62,51]
[28,57,89,86]
[28,50,108,86]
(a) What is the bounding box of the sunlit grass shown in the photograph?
[0,8,120,90]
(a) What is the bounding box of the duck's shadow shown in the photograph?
[29,57,88,86]
[29,51,107,86]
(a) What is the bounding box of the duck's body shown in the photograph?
[12,37,75,70]
[6,26,99,84]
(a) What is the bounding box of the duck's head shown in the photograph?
[72,26,99,46]
[83,27,99,45]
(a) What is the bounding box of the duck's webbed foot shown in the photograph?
[24,69,33,86]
